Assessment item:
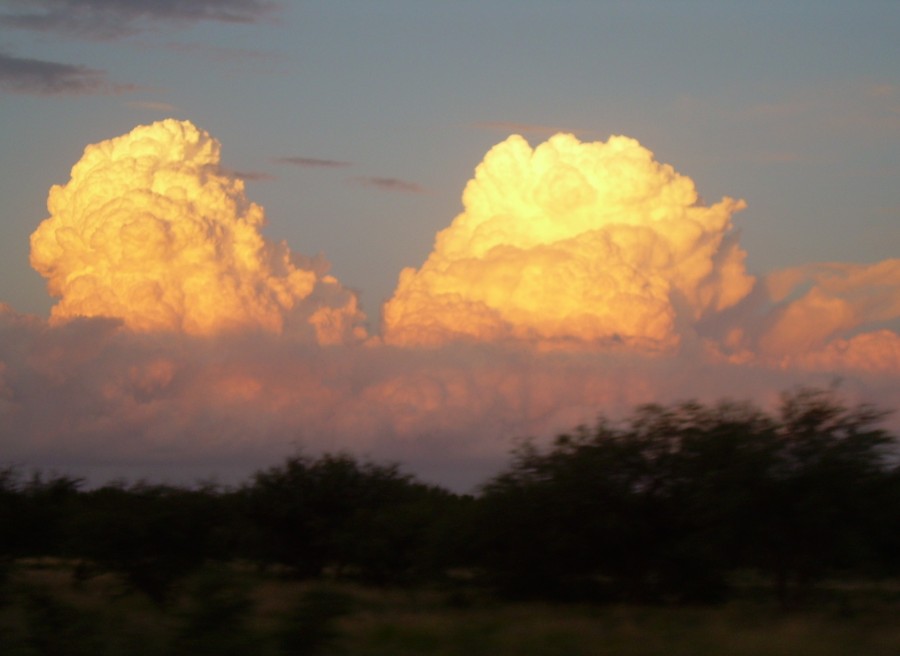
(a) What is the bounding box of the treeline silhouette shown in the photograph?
[2,387,899,606]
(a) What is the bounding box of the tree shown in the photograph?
[0,469,82,559]
[749,387,896,604]
[65,482,227,604]
[242,452,452,583]
[473,388,898,604]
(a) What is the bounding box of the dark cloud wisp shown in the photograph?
[0,0,276,39]
[274,156,352,169]
[228,169,276,182]
[353,176,427,194]
[0,52,125,94]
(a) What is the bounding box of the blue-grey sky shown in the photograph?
[2,0,897,327]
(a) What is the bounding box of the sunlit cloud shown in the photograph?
[0,0,276,40]
[383,133,753,349]
[755,260,900,367]
[353,176,428,194]
[30,119,365,343]
[0,51,130,95]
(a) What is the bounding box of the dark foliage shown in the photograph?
[241,452,456,583]
[0,387,897,608]
[171,565,256,656]
[474,388,898,604]
[64,482,231,604]
[277,585,353,655]
[0,469,82,559]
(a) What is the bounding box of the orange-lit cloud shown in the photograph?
[1,302,894,490]
[755,260,900,370]
[789,330,900,374]
[384,133,753,349]
[30,119,365,343]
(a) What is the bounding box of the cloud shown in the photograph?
[4,303,893,491]
[0,0,276,39]
[275,156,352,169]
[753,260,900,367]
[2,123,899,491]
[29,119,365,343]
[383,133,753,349]
[226,169,276,182]
[353,176,428,194]
[0,51,128,95]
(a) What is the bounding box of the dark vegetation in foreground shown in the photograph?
[2,387,900,653]
[3,563,900,656]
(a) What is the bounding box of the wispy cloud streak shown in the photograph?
[0,0,276,39]
[353,176,427,194]
[275,156,352,169]
[0,51,129,94]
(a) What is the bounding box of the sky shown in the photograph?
[1,1,899,491]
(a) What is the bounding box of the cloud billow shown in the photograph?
[30,119,366,344]
[383,133,753,349]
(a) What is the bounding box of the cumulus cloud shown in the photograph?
[0,51,127,95]
[383,133,753,349]
[0,0,275,39]
[30,119,365,343]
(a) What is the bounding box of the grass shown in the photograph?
[1,560,899,655]
[339,596,900,656]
